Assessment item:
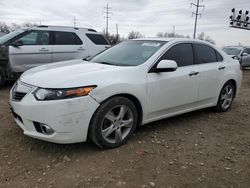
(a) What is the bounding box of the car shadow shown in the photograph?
[22,107,215,157]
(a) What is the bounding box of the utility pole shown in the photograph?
[172,25,175,37]
[191,0,205,39]
[116,24,119,41]
[73,16,78,28]
[103,2,112,37]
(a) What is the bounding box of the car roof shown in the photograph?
[223,46,245,50]
[133,37,214,45]
[20,25,98,33]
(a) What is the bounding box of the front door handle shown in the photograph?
[39,48,49,52]
[77,47,85,51]
[189,71,199,76]
[218,66,226,70]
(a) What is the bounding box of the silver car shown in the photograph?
[222,46,250,69]
[0,25,110,87]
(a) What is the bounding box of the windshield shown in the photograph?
[91,40,166,66]
[222,47,242,56]
[0,30,24,45]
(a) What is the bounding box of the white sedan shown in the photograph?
[10,38,242,148]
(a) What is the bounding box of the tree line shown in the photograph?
[0,21,215,45]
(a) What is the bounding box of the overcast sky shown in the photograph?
[0,0,250,47]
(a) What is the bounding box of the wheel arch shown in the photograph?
[100,93,143,127]
[89,93,143,131]
[87,93,144,146]
[226,79,237,98]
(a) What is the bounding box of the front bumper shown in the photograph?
[10,85,100,144]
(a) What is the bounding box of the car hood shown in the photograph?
[20,59,126,88]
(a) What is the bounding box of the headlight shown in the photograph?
[33,86,96,101]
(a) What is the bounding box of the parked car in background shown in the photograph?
[10,38,242,148]
[0,25,110,87]
[222,46,250,69]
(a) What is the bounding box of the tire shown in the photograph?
[215,81,235,112]
[89,96,138,149]
[0,67,6,88]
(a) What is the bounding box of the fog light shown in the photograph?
[34,122,54,135]
[41,124,54,135]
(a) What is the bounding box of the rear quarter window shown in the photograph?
[86,34,109,45]
[54,31,82,45]
[216,51,223,62]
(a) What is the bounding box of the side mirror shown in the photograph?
[152,60,178,73]
[10,40,23,47]
[242,52,248,57]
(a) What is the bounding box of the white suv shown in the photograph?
[0,25,110,87]
[10,38,242,148]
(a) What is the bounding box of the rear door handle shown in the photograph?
[218,66,226,70]
[189,71,199,76]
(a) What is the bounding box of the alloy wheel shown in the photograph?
[220,85,234,110]
[101,105,134,144]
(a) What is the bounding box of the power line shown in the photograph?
[103,2,112,36]
[191,0,205,39]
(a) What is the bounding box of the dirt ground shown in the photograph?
[0,71,250,188]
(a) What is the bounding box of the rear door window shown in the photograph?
[195,44,217,64]
[54,31,82,45]
[160,43,194,67]
[86,34,109,45]
[245,48,250,54]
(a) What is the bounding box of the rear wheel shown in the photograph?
[89,96,138,149]
[215,81,235,112]
[0,67,6,88]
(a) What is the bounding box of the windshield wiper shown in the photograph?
[95,61,117,66]
[82,56,91,61]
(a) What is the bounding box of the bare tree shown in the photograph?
[156,32,190,39]
[128,31,143,39]
[204,36,216,45]
[156,32,164,37]
[0,22,38,33]
[9,23,21,32]
[198,32,205,40]
[102,30,125,46]
[198,32,216,44]
[22,22,38,27]
[0,22,11,33]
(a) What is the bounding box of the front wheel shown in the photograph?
[215,81,235,112]
[89,96,138,149]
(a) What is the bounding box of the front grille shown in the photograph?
[11,81,33,102]
[12,91,27,101]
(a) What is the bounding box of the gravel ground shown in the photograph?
[0,70,250,188]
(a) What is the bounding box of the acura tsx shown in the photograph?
[10,38,242,148]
